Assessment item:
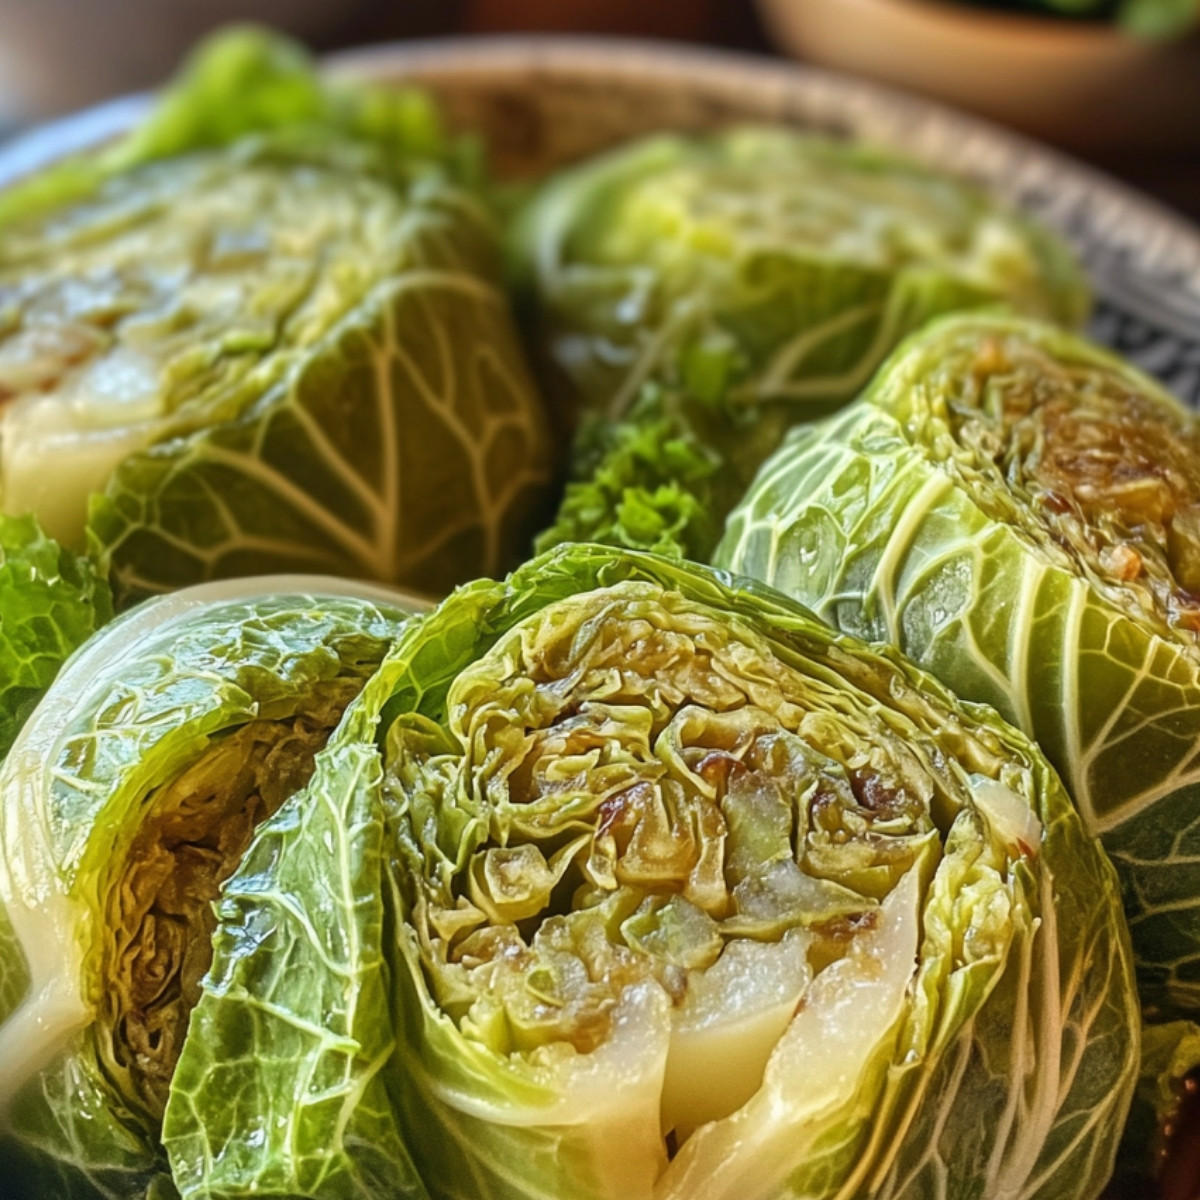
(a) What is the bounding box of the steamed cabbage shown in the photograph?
[166,545,1138,1200]
[719,313,1200,1017]
[0,30,554,602]
[0,578,422,1197]
[516,129,1088,558]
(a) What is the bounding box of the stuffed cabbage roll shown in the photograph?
[0,30,554,602]
[0,577,423,1197]
[718,312,1200,1016]
[166,545,1138,1200]
[515,129,1088,558]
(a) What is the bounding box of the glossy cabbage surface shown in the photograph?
[0,578,421,1198]
[164,545,1138,1200]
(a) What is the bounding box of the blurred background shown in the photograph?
[0,0,1197,215]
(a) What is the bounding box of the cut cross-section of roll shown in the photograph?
[0,29,554,603]
[165,545,1138,1200]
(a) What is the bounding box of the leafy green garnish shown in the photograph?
[0,26,459,231]
[0,515,112,759]
[535,392,723,560]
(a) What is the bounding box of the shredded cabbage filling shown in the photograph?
[945,333,1200,631]
[98,712,340,1117]
[386,582,1033,1141]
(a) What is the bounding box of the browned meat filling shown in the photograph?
[949,336,1200,632]
[98,713,339,1119]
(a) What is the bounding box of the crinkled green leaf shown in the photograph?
[86,241,553,603]
[163,722,428,1200]
[0,29,551,601]
[0,514,112,761]
[0,1034,177,1200]
[515,128,1088,555]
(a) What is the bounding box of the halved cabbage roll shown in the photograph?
[0,577,423,1197]
[718,312,1200,1016]
[515,129,1088,558]
[0,30,553,602]
[166,545,1138,1200]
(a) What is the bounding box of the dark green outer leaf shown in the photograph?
[163,731,428,1200]
[90,258,554,604]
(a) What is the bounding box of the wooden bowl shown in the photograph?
[757,0,1200,152]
